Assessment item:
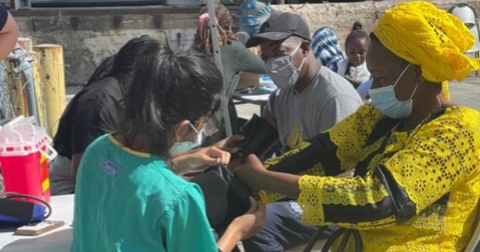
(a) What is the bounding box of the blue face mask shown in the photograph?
[169,119,218,155]
[369,64,419,119]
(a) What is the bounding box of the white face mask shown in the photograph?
[266,43,305,89]
[369,63,419,119]
[169,119,218,155]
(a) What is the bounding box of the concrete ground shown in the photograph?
[449,77,480,110]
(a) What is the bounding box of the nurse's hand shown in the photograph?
[214,135,245,154]
[231,199,266,239]
[171,146,231,174]
[217,198,266,252]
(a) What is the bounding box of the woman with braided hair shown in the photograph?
[194,5,236,56]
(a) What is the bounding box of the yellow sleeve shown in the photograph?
[258,104,383,204]
[297,107,480,229]
[325,103,383,171]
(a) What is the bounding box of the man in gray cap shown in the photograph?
[242,12,363,251]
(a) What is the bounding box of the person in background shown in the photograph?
[193,4,266,138]
[356,78,372,102]
[335,21,371,89]
[234,0,272,43]
[240,12,362,252]
[0,5,18,60]
[71,42,265,252]
[51,36,234,195]
[235,2,480,251]
[311,27,345,72]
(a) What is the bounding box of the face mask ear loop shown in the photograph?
[291,42,305,71]
[188,121,200,135]
[297,57,306,71]
[409,83,419,100]
[393,63,411,88]
[290,42,303,57]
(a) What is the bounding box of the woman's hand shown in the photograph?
[233,154,268,191]
[171,146,231,174]
[227,155,244,172]
[214,135,245,154]
[235,155,301,199]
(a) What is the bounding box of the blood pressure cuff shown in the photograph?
[236,114,279,160]
[190,165,251,233]
[0,198,46,226]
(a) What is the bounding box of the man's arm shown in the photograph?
[0,9,18,60]
[261,108,277,130]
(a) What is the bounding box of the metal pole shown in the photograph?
[8,45,41,125]
[207,0,233,137]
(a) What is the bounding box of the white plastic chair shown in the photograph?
[449,4,480,55]
[449,4,480,76]
[451,4,477,24]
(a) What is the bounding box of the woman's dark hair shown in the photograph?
[85,35,160,93]
[118,43,223,157]
[193,4,236,56]
[345,21,369,48]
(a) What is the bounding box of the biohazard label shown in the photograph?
[40,152,50,193]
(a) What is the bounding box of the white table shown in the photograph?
[232,90,271,114]
[0,195,74,252]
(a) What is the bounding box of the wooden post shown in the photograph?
[33,44,66,137]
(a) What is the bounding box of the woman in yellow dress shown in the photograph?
[235,1,480,251]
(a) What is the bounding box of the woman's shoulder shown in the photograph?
[444,106,480,126]
[221,41,248,53]
[419,106,480,135]
[438,106,480,120]
[74,77,122,103]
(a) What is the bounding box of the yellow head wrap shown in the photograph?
[373,1,480,83]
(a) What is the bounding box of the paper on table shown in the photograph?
[241,94,270,101]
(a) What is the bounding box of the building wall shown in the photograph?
[10,0,480,85]
[272,0,480,49]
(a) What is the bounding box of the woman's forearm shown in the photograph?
[260,171,301,199]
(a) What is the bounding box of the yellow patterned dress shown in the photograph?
[260,103,480,252]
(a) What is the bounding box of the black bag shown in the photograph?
[236,114,279,160]
[190,165,251,233]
